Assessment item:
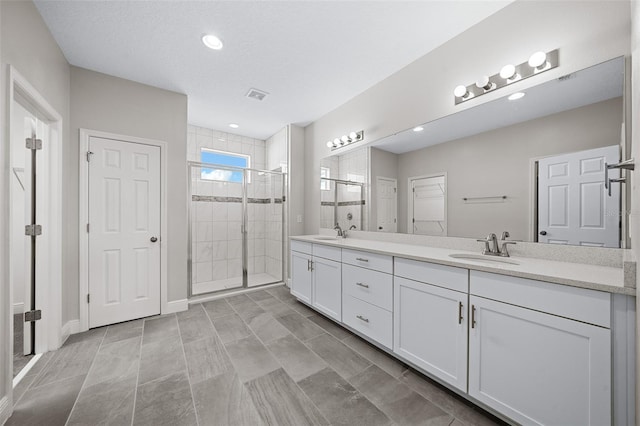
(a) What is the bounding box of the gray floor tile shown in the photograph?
[12,373,39,407]
[31,338,102,388]
[351,365,452,426]
[298,367,391,426]
[276,312,326,341]
[202,298,235,319]
[247,289,276,302]
[134,371,197,426]
[7,374,85,426]
[306,333,371,379]
[343,334,407,378]
[183,335,233,385]
[246,368,329,426]
[192,372,264,426]
[142,314,179,346]
[255,296,296,317]
[266,285,297,303]
[308,314,353,340]
[67,374,137,426]
[138,335,187,385]
[13,353,33,377]
[85,336,141,388]
[177,303,215,344]
[288,300,317,317]
[63,327,107,346]
[247,312,291,344]
[230,298,266,322]
[266,334,326,382]
[225,293,252,306]
[212,313,251,343]
[225,334,280,383]
[103,319,144,345]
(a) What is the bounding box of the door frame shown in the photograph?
[407,172,447,235]
[375,176,397,232]
[79,129,168,332]
[4,65,64,416]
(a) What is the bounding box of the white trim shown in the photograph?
[407,172,447,236]
[60,319,80,345]
[165,299,189,314]
[12,303,24,315]
[12,353,42,388]
[0,396,10,425]
[79,129,169,331]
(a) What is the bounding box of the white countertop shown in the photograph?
[291,235,635,296]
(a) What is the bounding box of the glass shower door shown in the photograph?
[245,169,284,287]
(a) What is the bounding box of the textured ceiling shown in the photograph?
[34,1,512,139]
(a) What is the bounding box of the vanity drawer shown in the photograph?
[343,294,393,349]
[342,249,393,274]
[291,240,312,255]
[313,243,341,262]
[343,264,392,311]
[395,257,468,293]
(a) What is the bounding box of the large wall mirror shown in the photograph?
[320,56,627,248]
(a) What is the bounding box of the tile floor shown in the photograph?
[8,285,506,426]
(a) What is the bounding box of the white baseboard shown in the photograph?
[164,299,188,314]
[12,302,24,314]
[286,278,291,288]
[61,319,80,345]
[0,396,11,425]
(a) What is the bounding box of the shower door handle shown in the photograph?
[150,236,158,243]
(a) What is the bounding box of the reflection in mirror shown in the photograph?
[321,57,626,248]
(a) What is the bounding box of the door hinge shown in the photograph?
[26,138,42,150]
[412,187,415,193]
[24,310,42,322]
[282,195,286,202]
[394,218,397,223]
[394,187,397,193]
[86,151,94,162]
[412,218,415,223]
[87,294,90,303]
[25,224,42,236]
[87,223,90,233]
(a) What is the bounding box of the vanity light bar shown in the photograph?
[326,130,364,151]
[454,49,559,105]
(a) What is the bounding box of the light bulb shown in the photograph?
[326,141,334,148]
[528,51,547,69]
[333,138,340,146]
[475,76,492,91]
[500,64,516,80]
[454,85,468,98]
[349,131,358,140]
[413,126,424,132]
[341,135,349,143]
[229,123,239,129]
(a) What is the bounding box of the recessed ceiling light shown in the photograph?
[202,34,223,50]
[413,126,424,132]
[229,123,239,129]
[508,92,526,101]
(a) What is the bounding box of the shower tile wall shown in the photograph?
[188,125,270,291]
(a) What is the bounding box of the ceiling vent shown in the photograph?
[246,88,269,101]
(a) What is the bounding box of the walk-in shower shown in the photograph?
[320,177,365,231]
[188,162,285,296]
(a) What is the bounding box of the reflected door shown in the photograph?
[376,177,397,232]
[88,137,161,327]
[538,145,620,247]
[411,175,446,236]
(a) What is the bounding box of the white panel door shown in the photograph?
[312,256,341,321]
[88,137,161,328]
[538,145,620,247]
[411,175,446,236]
[290,251,312,304]
[394,277,468,392]
[469,296,611,426]
[376,177,397,232]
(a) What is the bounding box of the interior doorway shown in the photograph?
[375,177,397,232]
[409,173,447,236]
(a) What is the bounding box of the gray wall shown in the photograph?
[396,97,622,239]
[0,0,71,410]
[369,147,399,231]
[70,67,188,306]
[304,1,631,234]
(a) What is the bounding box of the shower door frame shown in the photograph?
[187,161,286,298]
[320,177,365,230]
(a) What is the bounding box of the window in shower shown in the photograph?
[200,148,250,182]
[320,167,331,191]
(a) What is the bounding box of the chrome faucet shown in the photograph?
[334,224,344,238]
[349,225,357,230]
[477,231,516,257]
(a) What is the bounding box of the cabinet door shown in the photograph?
[312,256,342,321]
[469,296,611,426]
[290,251,312,304]
[394,277,468,392]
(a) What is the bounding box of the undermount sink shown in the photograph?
[314,236,340,240]
[449,253,520,265]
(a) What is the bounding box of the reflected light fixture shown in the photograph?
[413,126,424,132]
[453,49,558,105]
[202,34,223,50]
[508,92,526,101]
[229,123,239,129]
[326,130,364,151]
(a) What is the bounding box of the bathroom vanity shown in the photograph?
[289,235,636,426]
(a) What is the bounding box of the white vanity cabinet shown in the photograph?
[290,242,313,304]
[468,271,612,426]
[393,259,469,392]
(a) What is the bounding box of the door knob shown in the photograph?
[539,231,547,236]
[150,236,158,242]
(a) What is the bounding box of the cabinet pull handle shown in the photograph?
[310,260,314,272]
[356,315,369,323]
[307,260,310,271]
[458,302,463,324]
[356,282,369,288]
[471,305,476,328]
[355,257,369,262]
